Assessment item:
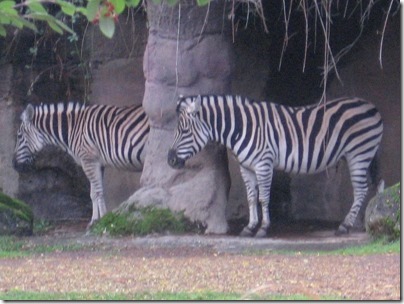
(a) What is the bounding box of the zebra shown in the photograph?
[13,102,149,227]
[167,95,383,237]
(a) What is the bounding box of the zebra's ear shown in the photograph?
[21,104,34,123]
[187,95,201,114]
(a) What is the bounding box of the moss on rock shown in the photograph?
[365,183,400,241]
[91,206,199,236]
[0,192,34,236]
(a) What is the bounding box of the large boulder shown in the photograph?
[365,183,400,240]
[0,191,33,236]
[120,1,233,234]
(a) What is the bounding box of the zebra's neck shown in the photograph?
[199,95,251,151]
[33,102,84,152]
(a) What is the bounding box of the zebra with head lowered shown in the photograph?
[168,95,383,237]
[13,102,149,227]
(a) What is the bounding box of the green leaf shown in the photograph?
[86,0,101,21]
[27,0,48,14]
[196,0,211,6]
[75,7,88,15]
[125,0,140,8]
[53,18,75,34]
[12,16,37,31]
[55,0,77,16]
[99,15,115,38]
[0,1,16,10]
[0,24,6,36]
[110,0,125,14]
[47,20,63,34]
[25,12,74,34]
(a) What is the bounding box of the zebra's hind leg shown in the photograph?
[254,163,274,238]
[239,166,259,237]
[336,162,369,236]
[82,160,107,229]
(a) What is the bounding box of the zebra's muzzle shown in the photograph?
[167,149,185,169]
[12,157,34,173]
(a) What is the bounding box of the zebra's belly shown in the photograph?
[274,156,340,175]
[102,159,143,171]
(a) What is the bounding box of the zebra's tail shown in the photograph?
[369,149,384,193]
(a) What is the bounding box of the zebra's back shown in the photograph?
[264,97,383,173]
[197,95,383,174]
[72,103,150,170]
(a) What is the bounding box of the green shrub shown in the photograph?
[0,192,33,236]
[91,207,197,236]
[0,192,33,223]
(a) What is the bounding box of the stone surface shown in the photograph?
[125,1,233,234]
[365,183,400,240]
[0,64,20,198]
[17,147,92,221]
[289,14,400,227]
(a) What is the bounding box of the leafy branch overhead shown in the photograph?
[0,0,83,36]
[0,0,207,38]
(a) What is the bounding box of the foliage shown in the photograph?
[250,238,400,257]
[91,206,198,236]
[0,192,33,223]
[0,235,86,258]
[326,238,400,256]
[0,0,83,36]
[33,219,54,234]
[367,182,401,241]
[0,0,213,39]
[0,290,344,300]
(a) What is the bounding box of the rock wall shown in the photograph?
[0,30,92,221]
[120,1,232,234]
[0,64,19,197]
[290,14,401,227]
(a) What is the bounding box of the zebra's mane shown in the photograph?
[34,101,88,115]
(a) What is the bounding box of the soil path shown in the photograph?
[0,223,400,300]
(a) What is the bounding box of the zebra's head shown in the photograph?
[168,95,210,169]
[12,104,45,172]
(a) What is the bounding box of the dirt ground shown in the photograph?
[0,222,400,300]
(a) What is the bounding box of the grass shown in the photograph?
[249,237,400,257]
[0,235,85,258]
[0,233,397,301]
[91,206,199,236]
[0,290,343,300]
[324,237,400,255]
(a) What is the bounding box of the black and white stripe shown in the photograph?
[168,95,383,237]
[13,102,149,226]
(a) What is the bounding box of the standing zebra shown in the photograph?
[13,102,149,227]
[168,95,383,237]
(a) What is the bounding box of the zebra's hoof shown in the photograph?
[255,228,267,238]
[86,220,98,230]
[239,227,254,237]
[335,224,349,236]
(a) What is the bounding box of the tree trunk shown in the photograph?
[121,0,233,234]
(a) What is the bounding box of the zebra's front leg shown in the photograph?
[82,161,107,228]
[254,163,274,238]
[239,166,259,237]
